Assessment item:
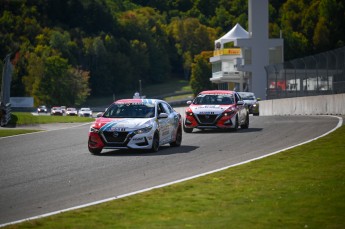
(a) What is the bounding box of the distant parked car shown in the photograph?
[37,105,48,113]
[51,107,63,116]
[66,107,78,116]
[78,108,93,117]
[238,92,260,116]
[61,106,66,114]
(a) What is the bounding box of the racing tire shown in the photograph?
[151,132,160,152]
[88,146,101,155]
[170,127,182,147]
[240,114,249,129]
[233,115,239,131]
[183,124,193,133]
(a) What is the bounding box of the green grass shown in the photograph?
[0,113,94,137]
[164,93,194,102]
[8,112,94,126]
[5,126,345,228]
[84,79,192,106]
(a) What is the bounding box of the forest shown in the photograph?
[1,0,344,106]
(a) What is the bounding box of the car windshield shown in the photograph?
[239,93,255,100]
[193,94,234,105]
[103,103,155,118]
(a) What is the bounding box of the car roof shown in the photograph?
[114,99,163,104]
[238,92,254,95]
[199,90,236,95]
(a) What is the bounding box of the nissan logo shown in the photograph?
[113,131,119,137]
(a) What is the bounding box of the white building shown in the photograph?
[209,0,284,99]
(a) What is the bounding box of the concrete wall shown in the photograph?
[259,93,345,115]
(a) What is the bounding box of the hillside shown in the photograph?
[1,0,344,106]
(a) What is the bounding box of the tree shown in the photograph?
[66,68,90,106]
[167,17,217,79]
[23,50,90,106]
[190,51,215,96]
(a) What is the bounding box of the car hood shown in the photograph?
[189,104,235,115]
[93,117,153,131]
[243,99,257,105]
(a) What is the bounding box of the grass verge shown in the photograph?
[8,112,94,126]
[4,125,345,228]
[84,79,192,106]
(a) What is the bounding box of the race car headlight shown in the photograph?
[223,108,235,116]
[134,125,153,135]
[90,126,99,133]
[185,108,193,116]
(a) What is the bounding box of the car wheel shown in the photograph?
[170,127,182,147]
[233,115,239,131]
[88,146,102,155]
[183,124,193,133]
[151,132,160,152]
[241,114,249,129]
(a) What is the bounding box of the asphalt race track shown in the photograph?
[0,112,341,225]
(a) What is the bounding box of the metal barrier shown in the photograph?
[1,53,13,126]
[0,103,11,126]
[265,46,345,100]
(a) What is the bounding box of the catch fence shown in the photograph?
[265,46,345,100]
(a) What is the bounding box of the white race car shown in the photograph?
[78,107,92,117]
[88,99,182,154]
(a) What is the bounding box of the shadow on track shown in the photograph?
[94,145,199,157]
[189,127,263,134]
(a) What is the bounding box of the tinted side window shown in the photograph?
[235,93,241,103]
[157,103,165,114]
[162,102,172,114]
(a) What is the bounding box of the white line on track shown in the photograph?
[0,116,343,227]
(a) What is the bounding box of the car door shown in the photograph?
[235,93,246,123]
[161,102,179,142]
[157,102,170,144]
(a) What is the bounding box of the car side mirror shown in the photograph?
[96,112,103,118]
[237,101,244,106]
[158,113,168,119]
[186,101,192,105]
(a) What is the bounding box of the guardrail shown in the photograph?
[259,93,345,116]
[0,103,11,127]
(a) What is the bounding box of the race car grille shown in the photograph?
[102,131,129,143]
[196,114,218,124]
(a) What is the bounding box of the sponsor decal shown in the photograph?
[199,105,220,108]
[199,111,215,114]
[110,126,126,131]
